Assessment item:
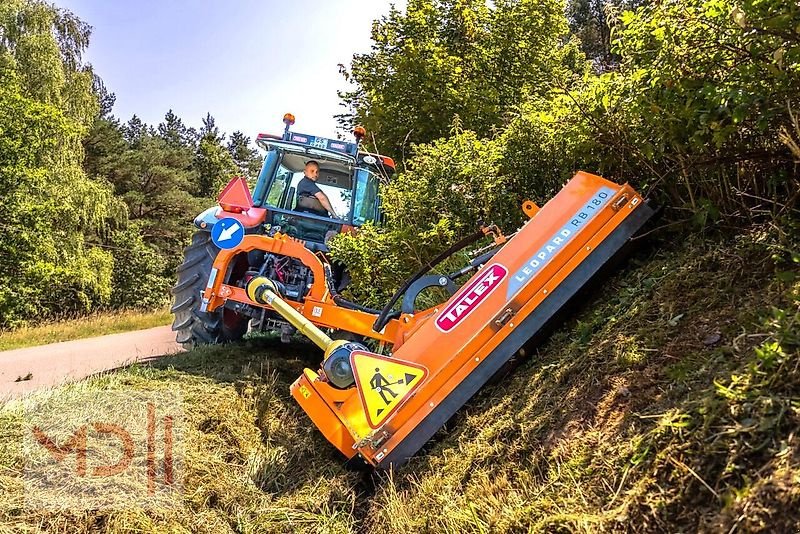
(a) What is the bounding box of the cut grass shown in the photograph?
[0,337,361,533]
[0,225,797,532]
[0,308,172,352]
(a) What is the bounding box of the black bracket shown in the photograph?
[400,274,458,314]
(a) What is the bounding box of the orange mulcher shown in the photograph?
[197,170,655,468]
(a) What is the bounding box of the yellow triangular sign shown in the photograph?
[350,350,428,429]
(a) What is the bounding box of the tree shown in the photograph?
[0,0,98,125]
[194,138,237,198]
[0,72,120,326]
[91,73,116,118]
[338,0,584,156]
[199,112,221,141]
[0,0,129,326]
[83,109,204,304]
[83,115,127,180]
[123,114,148,146]
[193,113,237,198]
[84,113,200,258]
[112,134,200,257]
[227,131,261,179]
[158,109,198,149]
[566,0,645,66]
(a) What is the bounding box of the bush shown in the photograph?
[577,0,800,219]
[498,95,600,203]
[107,223,172,310]
[330,125,511,307]
[333,0,800,311]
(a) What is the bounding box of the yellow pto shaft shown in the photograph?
[245,276,345,358]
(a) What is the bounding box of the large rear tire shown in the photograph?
[171,231,248,349]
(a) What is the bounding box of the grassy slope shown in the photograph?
[0,227,797,533]
[0,309,172,352]
[368,229,799,533]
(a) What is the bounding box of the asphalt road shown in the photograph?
[0,325,182,401]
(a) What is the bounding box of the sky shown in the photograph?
[54,0,406,142]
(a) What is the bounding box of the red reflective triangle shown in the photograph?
[218,176,253,211]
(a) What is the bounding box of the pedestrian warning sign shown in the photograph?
[350,350,428,429]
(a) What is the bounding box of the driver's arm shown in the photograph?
[314,191,338,218]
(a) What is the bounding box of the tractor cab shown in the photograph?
[250,116,395,246]
[193,114,395,249]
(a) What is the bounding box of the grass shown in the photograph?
[0,336,361,533]
[0,225,797,532]
[362,226,800,533]
[0,308,172,352]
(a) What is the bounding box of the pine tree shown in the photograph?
[158,109,198,149]
[227,131,261,179]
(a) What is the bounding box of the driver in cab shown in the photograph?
[296,161,340,219]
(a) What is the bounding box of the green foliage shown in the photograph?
[194,136,237,198]
[383,125,512,231]
[115,134,199,256]
[193,113,238,198]
[82,108,246,314]
[329,223,409,308]
[227,130,262,180]
[106,223,172,310]
[498,95,599,202]
[567,0,645,63]
[575,0,800,216]
[157,109,198,148]
[330,125,510,306]
[0,0,98,126]
[490,0,800,220]
[611,0,798,152]
[0,16,121,327]
[335,0,800,310]
[86,118,201,259]
[3,0,798,333]
[0,1,245,327]
[339,0,585,155]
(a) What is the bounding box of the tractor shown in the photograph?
[171,114,395,347]
[171,114,656,468]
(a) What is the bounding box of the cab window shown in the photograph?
[263,160,352,217]
[351,168,380,224]
[265,165,293,208]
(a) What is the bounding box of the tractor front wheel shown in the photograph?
[171,231,248,349]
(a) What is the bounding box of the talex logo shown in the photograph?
[436,263,508,332]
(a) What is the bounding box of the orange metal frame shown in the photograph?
[201,233,412,344]
[290,172,651,466]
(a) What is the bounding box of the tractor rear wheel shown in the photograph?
[171,231,248,349]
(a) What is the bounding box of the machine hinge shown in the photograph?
[612,193,630,211]
[355,430,391,450]
[370,430,392,449]
[494,307,515,328]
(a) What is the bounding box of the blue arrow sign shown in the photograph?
[211,217,245,249]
